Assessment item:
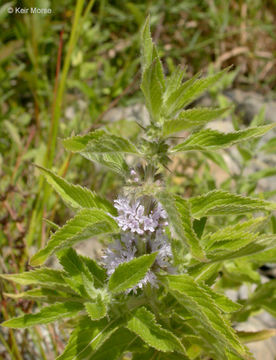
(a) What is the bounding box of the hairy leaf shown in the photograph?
[37,166,114,213]
[189,190,276,219]
[80,255,107,288]
[57,316,120,360]
[31,209,119,266]
[163,69,228,117]
[163,107,228,136]
[165,274,249,359]
[163,65,186,102]
[63,131,129,175]
[171,124,275,153]
[0,268,71,291]
[81,134,139,155]
[157,191,206,261]
[108,253,157,294]
[90,327,143,360]
[85,297,107,321]
[4,288,82,304]
[141,60,164,122]
[58,248,93,297]
[1,302,83,328]
[127,307,186,353]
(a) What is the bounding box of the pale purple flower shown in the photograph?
[102,196,172,293]
[113,197,167,235]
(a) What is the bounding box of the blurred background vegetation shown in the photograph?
[0,0,276,358]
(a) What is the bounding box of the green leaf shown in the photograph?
[56,316,120,360]
[141,60,164,122]
[171,124,276,153]
[203,151,230,173]
[1,302,83,328]
[80,255,107,288]
[200,284,242,313]
[248,168,276,182]
[127,307,186,353]
[163,65,186,102]
[163,107,228,136]
[37,166,114,213]
[87,153,129,176]
[188,262,222,283]
[85,298,107,320]
[80,134,139,155]
[157,191,206,261]
[162,72,200,117]
[62,130,105,152]
[203,217,268,249]
[165,274,249,359]
[31,209,119,266]
[208,235,276,262]
[141,16,153,71]
[58,248,93,297]
[193,217,207,239]
[108,253,157,294]
[0,268,71,291]
[87,328,144,360]
[63,131,130,175]
[189,190,276,219]
[163,69,228,117]
[238,329,276,344]
[224,260,261,284]
[4,288,82,304]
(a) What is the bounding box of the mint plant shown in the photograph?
[1,17,276,360]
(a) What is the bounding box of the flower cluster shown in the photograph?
[102,196,173,293]
[113,197,167,234]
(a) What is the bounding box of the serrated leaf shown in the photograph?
[62,130,106,152]
[58,248,93,297]
[90,327,144,360]
[80,255,106,288]
[208,235,276,262]
[163,65,186,102]
[63,131,130,175]
[200,283,242,313]
[163,107,228,136]
[162,72,200,117]
[127,306,186,353]
[163,69,228,118]
[85,298,107,320]
[4,288,82,303]
[31,209,119,266]
[165,274,250,359]
[108,253,157,294]
[141,16,153,71]
[224,260,261,284]
[193,217,207,239]
[37,166,114,213]
[87,153,129,175]
[202,217,270,257]
[0,268,71,291]
[188,262,221,283]
[189,190,276,219]
[171,124,275,153]
[80,134,139,155]
[157,191,206,261]
[141,60,164,122]
[56,316,120,360]
[1,302,83,328]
